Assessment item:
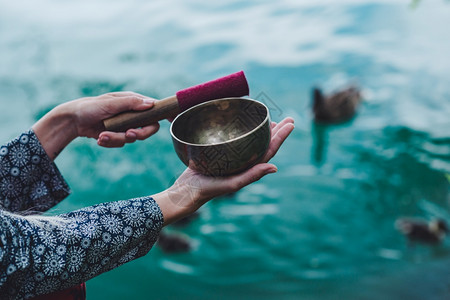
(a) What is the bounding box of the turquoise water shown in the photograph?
[1,0,450,299]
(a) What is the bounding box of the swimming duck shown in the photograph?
[395,218,449,245]
[312,86,361,124]
[157,231,191,253]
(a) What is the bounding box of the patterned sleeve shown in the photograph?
[0,130,71,213]
[0,196,164,299]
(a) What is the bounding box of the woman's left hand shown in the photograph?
[154,117,295,225]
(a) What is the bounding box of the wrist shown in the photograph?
[152,186,200,226]
[32,103,78,160]
[53,102,79,139]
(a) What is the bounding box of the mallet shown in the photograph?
[103,71,249,132]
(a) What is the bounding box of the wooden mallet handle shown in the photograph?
[103,96,179,132]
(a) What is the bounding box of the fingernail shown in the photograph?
[143,98,155,105]
[98,136,109,145]
[266,166,278,174]
[126,131,137,139]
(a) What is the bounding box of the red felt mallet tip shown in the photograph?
[176,71,249,111]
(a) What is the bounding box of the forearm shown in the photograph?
[0,130,70,213]
[32,103,78,161]
[0,196,163,299]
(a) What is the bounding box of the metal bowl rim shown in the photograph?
[170,97,270,147]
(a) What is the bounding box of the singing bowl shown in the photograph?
[170,97,271,176]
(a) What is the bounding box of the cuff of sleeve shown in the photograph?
[19,129,71,212]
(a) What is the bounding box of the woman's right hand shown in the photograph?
[33,92,160,160]
[63,92,160,148]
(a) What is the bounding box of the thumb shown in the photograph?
[105,95,156,114]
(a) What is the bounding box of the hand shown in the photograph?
[65,92,160,148]
[154,117,295,225]
[33,92,160,160]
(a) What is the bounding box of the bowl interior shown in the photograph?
[171,98,268,145]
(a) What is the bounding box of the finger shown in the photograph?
[97,132,128,148]
[270,121,277,130]
[227,163,278,192]
[271,117,295,136]
[125,123,160,141]
[106,91,144,97]
[262,122,295,162]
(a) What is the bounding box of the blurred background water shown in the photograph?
[1,0,450,299]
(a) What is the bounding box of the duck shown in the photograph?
[312,86,361,124]
[395,218,449,245]
[157,231,191,253]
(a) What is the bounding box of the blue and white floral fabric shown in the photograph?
[0,130,70,213]
[0,130,164,299]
